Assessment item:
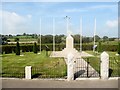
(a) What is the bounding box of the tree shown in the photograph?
[16,42,20,55]
[73,34,80,44]
[118,42,120,54]
[103,36,109,42]
[97,41,102,52]
[94,35,101,42]
[14,38,19,42]
[23,33,26,36]
[33,42,38,54]
[1,36,8,45]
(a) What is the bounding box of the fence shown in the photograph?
[74,58,100,78]
[1,63,67,79]
[32,66,67,79]
[83,56,120,78]
[109,57,120,77]
[1,67,25,78]
[1,57,120,79]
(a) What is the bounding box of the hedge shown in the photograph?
[0,44,118,54]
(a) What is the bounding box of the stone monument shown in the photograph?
[60,33,78,58]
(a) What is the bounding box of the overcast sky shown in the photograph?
[0,1,118,37]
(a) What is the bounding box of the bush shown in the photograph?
[1,44,118,54]
[97,41,102,52]
[118,42,120,54]
[16,42,20,55]
[33,42,38,53]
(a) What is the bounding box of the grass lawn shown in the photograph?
[1,51,67,78]
[84,51,120,77]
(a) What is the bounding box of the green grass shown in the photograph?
[1,51,67,78]
[8,38,37,42]
[84,51,120,77]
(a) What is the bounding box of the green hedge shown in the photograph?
[0,44,118,54]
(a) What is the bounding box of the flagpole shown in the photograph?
[39,18,41,54]
[53,18,55,52]
[64,16,70,35]
[93,17,96,52]
[80,17,82,52]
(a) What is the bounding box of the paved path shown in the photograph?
[50,51,93,58]
[2,79,118,88]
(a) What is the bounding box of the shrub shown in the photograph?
[97,41,102,52]
[16,42,20,55]
[33,42,38,54]
[1,44,118,54]
[118,42,120,54]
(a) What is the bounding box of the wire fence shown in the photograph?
[1,63,67,79]
[109,57,120,77]
[1,56,119,79]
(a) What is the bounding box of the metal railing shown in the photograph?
[1,67,25,78]
[74,58,100,78]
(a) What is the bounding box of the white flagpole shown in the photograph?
[39,18,41,54]
[80,17,82,52]
[64,16,70,35]
[93,17,96,52]
[53,18,55,52]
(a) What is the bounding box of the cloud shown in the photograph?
[1,10,31,34]
[64,4,116,13]
[64,9,87,13]
[106,19,118,28]
[27,14,32,19]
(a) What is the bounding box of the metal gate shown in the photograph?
[74,57,100,78]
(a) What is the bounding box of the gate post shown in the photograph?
[100,51,109,79]
[67,53,74,81]
[25,66,32,79]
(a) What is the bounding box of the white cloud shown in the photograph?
[0,10,31,34]
[106,19,118,28]
[27,14,32,19]
[64,9,87,13]
[64,4,117,13]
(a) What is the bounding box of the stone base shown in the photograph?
[61,48,79,57]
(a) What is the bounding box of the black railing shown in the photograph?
[1,63,67,79]
[74,58,100,78]
[1,67,25,78]
[1,56,119,79]
[109,57,120,77]
[32,65,67,79]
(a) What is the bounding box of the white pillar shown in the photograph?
[93,18,96,52]
[25,66,32,79]
[100,51,109,79]
[39,18,41,54]
[67,53,74,81]
[53,18,55,52]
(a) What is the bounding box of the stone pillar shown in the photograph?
[25,66,32,79]
[67,53,74,81]
[100,52,109,79]
[66,34,74,49]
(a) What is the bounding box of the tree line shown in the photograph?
[0,33,117,45]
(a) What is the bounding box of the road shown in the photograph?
[2,78,118,88]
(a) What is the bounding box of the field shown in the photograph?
[1,49,119,78]
[1,51,67,78]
